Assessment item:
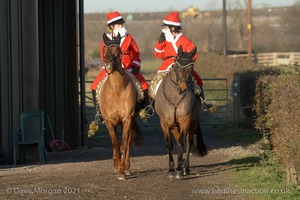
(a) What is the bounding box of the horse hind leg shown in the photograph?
[182,121,207,176]
[124,120,143,177]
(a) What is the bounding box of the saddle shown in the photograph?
[149,70,201,100]
[96,71,144,103]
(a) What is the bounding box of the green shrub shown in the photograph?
[254,64,300,185]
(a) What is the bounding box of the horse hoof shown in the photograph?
[167,171,175,179]
[113,168,118,173]
[125,170,132,176]
[183,169,190,176]
[175,171,183,179]
[118,174,126,181]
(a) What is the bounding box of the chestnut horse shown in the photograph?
[155,46,207,178]
[99,33,143,180]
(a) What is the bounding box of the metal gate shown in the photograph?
[81,78,229,128]
[200,78,229,125]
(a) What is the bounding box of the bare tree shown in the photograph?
[227,0,248,50]
[278,2,300,51]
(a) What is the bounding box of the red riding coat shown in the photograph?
[100,34,141,70]
[91,33,148,90]
[154,33,203,86]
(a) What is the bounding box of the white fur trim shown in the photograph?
[155,48,164,53]
[172,41,178,53]
[107,16,123,24]
[132,60,141,67]
[163,19,181,27]
[158,63,174,73]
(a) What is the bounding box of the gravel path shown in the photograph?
[0,120,260,200]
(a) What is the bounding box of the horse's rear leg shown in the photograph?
[160,119,175,178]
[183,120,199,176]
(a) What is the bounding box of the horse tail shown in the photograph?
[191,122,208,157]
[132,120,144,147]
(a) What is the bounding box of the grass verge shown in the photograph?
[209,123,300,199]
[205,124,262,145]
[229,152,300,200]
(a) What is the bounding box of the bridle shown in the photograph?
[103,44,123,75]
[170,57,194,94]
[163,57,194,108]
[162,58,194,127]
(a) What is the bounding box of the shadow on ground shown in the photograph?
[1,112,261,169]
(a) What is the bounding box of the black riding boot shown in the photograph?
[141,89,149,107]
[92,90,103,125]
[199,87,212,111]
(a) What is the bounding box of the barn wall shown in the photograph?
[0,0,23,162]
[0,0,80,163]
[38,0,80,149]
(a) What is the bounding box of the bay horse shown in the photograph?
[155,46,207,178]
[99,33,143,180]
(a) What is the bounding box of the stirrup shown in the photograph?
[200,97,212,111]
[95,113,104,125]
[202,100,213,111]
[145,105,155,116]
[139,105,155,123]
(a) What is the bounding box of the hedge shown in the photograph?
[254,64,300,185]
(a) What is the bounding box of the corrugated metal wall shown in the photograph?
[0,0,80,163]
[0,0,24,162]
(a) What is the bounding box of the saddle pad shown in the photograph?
[96,71,144,102]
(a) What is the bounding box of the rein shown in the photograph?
[173,66,191,87]
[104,45,123,76]
[162,72,189,127]
[162,58,194,127]
[162,75,188,107]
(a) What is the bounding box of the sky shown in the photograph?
[84,0,297,13]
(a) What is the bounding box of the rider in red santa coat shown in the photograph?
[91,11,150,125]
[153,11,212,110]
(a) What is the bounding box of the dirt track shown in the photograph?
[0,122,259,200]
